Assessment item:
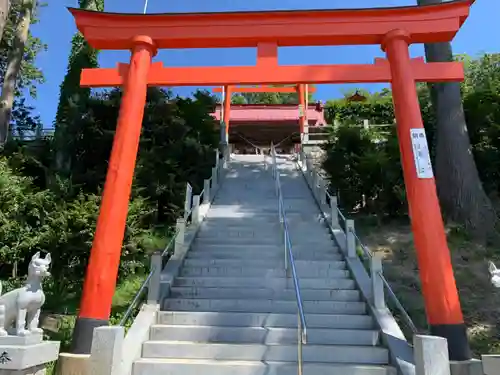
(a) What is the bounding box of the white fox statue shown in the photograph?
[488,261,500,288]
[0,252,51,336]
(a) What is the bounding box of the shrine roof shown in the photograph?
[212,104,326,125]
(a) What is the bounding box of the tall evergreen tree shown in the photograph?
[53,0,104,173]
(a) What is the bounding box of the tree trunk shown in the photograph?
[0,0,32,145]
[416,0,498,241]
[0,0,10,43]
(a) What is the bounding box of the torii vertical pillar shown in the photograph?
[383,29,470,361]
[70,35,157,354]
[221,85,232,160]
[297,84,309,144]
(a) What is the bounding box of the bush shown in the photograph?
[322,125,406,217]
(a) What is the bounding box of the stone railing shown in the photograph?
[56,149,226,375]
[295,148,494,375]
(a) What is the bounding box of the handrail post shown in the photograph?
[174,218,186,255]
[192,195,201,225]
[203,179,210,204]
[330,196,339,228]
[313,172,320,201]
[318,177,326,207]
[147,251,162,304]
[371,253,385,309]
[346,219,356,258]
[306,159,313,185]
[211,166,218,190]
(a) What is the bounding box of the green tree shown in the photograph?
[0,0,45,145]
[0,0,10,42]
[231,85,315,105]
[0,0,36,145]
[53,0,104,173]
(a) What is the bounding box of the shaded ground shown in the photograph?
[355,216,500,356]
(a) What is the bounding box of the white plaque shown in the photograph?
[410,128,434,179]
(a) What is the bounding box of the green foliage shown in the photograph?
[231,85,315,105]
[322,53,500,220]
[53,0,104,171]
[322,126,406,217]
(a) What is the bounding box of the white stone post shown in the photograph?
[414,335,450,375]
[174,218,185,255]
[211,167,218,190]
[330,196,339,228]
[363,119,370,130]
[313,172,320,201]
[370,253,385,309]
[303,123,309,143]
[306,159,313,185]
[318,177,327,207]
[482,355,500,375]
[192,195,201,225]
[89,326,125,375]
[147,251,162,304]
[346,219,356,258]
[203,179,211,204]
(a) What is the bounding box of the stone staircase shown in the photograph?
[133,155,396,375]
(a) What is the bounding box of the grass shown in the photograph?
[355,216,500,356]
[43,275,147,375]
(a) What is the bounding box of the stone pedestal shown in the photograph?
[0,334,60,375]
[449,359,483,375]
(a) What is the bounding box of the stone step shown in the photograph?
[182,259,345,269]
[157,311,374,329]
[150,325,379,346]
[169,287,360,301]
[141,342,389,364]
[204,211,324,222]
[179,266,349,278]
[195,237,333,246]
[202,216,326,225]
[163,298,366,314]
[186,251,343,261]
[189,243,340,253]
[133,359,396,375]
[195,228,331,239]
[173,277,355,289]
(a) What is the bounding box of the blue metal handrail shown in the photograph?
[270,144,307,375]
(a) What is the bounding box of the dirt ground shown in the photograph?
[355,217,500,356]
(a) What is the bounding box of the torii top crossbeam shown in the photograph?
[70,0,472,50]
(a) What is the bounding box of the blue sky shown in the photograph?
[30,0,498,128]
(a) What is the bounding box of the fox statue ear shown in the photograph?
[488,261,497,274]
[31,251,40,261]
[45,253,52,264]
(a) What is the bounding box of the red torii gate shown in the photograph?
[212,84,316,144]
[69,0,473,360]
